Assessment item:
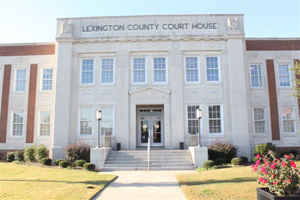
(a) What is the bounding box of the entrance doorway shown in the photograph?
[137,106,163,147]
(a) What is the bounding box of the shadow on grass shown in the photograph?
[0,179,110,186]
[179,177,257,186]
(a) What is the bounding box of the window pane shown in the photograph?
[101,107,114,136]
[186,57,199,82]
[13,113,24,136]
[250,64,263,88]
[16,69,26,92]
[81,59,94,84]
[80,108,93,135]
[40,111,50,136]
[208,105,222,133]
[206,57,219,81]
[153,57,167,82]
[254,108,265,134]
[187,105,199,135]
[101,59,114,83]
[279,65,291,87]
[133,58,146,83]
[42,69,53,90]
[282,108,295,133]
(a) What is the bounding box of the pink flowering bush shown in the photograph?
[252,153,300,196]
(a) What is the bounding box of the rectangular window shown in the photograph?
[101,106,114,136]
[101,58,114,84]
[81,59,94,85]
[133,58,146,83]
[250,64,263,88]
[80,108,93,135]
[206,57,219,82]
[42,69,53,91]
[187,105,199,135]
[153,57,167,83]
[279,65,291,87]
[282,107,295,133]
[208,105,222,134]
[15,69,26,92]
[185,57,199,83]
[12,112,24,136]
[253,108,265,134]
[40,111,50,136]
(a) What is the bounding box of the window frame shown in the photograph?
[11,111,25,137]
[184,56,200,84]
[186,104,202,135]
[278,63,292,88]
[249,63,264,88]
[80,58,95,86]
[99,57,115,85]
[14,68,27,93]
[280,107,296,134]
[205,56,221,83]
[97,104,115,137]
[253,107,266,134]
[78,107,95,137]
[39,111,51,137]
[152,57,168,85]
[41,68,53,91]
[207,105,224,135]
[131,57,147,85]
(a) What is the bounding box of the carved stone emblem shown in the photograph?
[227,17,241,31]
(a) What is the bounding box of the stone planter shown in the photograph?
[257,188,300,200]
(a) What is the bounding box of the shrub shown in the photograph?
[14,151,24,161]
[240,156,248,164]
[36,145,48,161]
[215,158,226,165]
[24,146,36,162]
[6,152,15,162]
[252,153,300,196]
[208,143,237,163]
[40,158,52,166]
[231,157,242,165]
[65,143,90,162]
[59,160,69,168]
[202,160,215,169]
[74,160,86,167]
[254,143,276,157]
[83,163,95,171]
[12,160,25,165]
[55,159,64,166]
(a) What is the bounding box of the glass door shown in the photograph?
[151,118,162,146]
[138,116,163,146]
[140,119,150,145]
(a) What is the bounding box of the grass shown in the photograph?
[0,162,115,200]
[177,162,300,200]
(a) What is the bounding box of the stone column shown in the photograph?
[227,39,251,157]
[50,42,73,160]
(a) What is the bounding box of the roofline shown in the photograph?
[57,13,244,21]
[0,42,55,47]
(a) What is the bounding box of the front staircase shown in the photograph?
[103,149,194,171]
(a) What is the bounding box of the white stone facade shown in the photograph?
[0,14,299,160]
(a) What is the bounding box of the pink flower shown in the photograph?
[284,155,291,160]
[273,181,278,186]
[290,161,296,168]
[282,162,287,167]
[261,167,267,175]
[259,177,267,184]
[251,164,257,172]
[256,159,261,166]
[256,154,261,159]
[270,163,277,169]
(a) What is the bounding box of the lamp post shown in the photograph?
[196,106,202,147]
[96,110,102,148]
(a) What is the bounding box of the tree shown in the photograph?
[292,60,300,97]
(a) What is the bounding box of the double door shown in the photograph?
[138,115,163,146]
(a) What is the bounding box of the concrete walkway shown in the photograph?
[96,170,194,200]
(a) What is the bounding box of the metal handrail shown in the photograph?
[147,135,151,170]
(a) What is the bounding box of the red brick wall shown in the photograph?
[0,44,55,56]
[0,65,12,143]
[266,60,280,140]
[246,40,300,51]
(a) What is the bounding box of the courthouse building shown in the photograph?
[0,14,300,160]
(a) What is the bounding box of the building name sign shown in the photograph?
[82,22,217,33]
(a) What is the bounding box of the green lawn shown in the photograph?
[177,162,300,200]
[0,162,115,200]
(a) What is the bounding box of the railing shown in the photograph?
[147,136,151,170]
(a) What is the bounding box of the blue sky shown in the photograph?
[0,0,299,43]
